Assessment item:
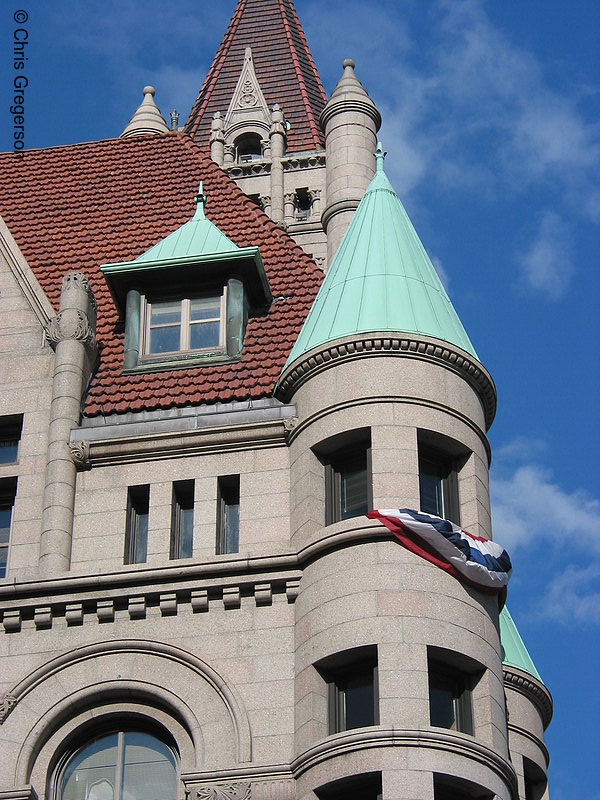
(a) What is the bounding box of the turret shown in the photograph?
[321,59,381,264]
[121,86,169,138]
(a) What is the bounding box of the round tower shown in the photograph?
[321,59,381,265]
[276,150,525,799]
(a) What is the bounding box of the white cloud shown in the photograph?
[536,564,600,626]
[517,211,574,300]
[431,256,450,293]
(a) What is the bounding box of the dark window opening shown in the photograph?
[316,772,382,800]
[295,187,312,221]
[124,485,149,565]
[428,649,483,736]
[419,444,460,524]
[170,480,194,560]
[216,475,240,554]
[321,432,372,526]
[434,774,494,800]
[0,477,17,579]
[235,133,263,163]
[0,414,23,465]
[523,756,547,800]
[317,645,379,735]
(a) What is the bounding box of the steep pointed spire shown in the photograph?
[284,144,478,369]
[121,86,169,138]
[186,0,327,153]
[500,607,542,681]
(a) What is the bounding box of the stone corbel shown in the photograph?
[44,309,97,352]
[69,440,91,470]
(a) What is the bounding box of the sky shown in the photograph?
[1,0,599,796]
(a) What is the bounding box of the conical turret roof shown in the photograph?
[500,606,542,681]
[121,86,169,138]
[186,0,326,153]
[284,146,477,370]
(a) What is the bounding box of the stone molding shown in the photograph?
[225,161,271,179]
[507,720,550,768]
[320,197,360,230]
[320,97,382,130]
[194,785,251,800]
[281,153,325,172]
[69,419,288,469]
[276,333,497,430]
[68,440,91,469]
[0,788,38,800]
[503,666,553,729]
[291,727,517,795]
[44,309,97,351]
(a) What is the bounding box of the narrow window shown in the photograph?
[317,646,379,735]
[326,444,371,525]
[316,772,382,800]
[0,415,23,465]
[216,475,240,554]
[170,480,194,559]
[124,485,149,564]
[428,659,474,735]
[235,133,263,163]
[0,477,17,579]
[295,187,312,221]
[419,445,459,523]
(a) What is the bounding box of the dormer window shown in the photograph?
[101,182,272,374]
[142,292,226,357]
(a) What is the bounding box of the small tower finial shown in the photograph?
[376,142,386,172]
[193,181,206,220]
[170,109,179,131]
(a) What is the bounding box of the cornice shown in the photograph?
[292,727,517,795]
[277,333,497,430]
[503,665,553,729]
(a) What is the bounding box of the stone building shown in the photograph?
[0,1,551,799]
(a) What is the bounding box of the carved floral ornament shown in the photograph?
[190,784,251,800]
[0,692,17,724]
[45,309,97,350]
[69,440,91,470]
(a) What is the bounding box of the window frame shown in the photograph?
[0,477,18,579]
[54,727,178,800]
[418,444,460,524]
[324,440,372,526]
[124,485,150,565]
[216,475,240,555]
[140,290,227,360]
[0,415,23,466]
[328,658,379,734]
[170,480,194,560]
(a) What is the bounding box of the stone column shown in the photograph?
[321,59,381,266]
[40,272,98,576]
[209,112,225,166]
[311,188,321,218]
[284,192,296,225]
[269,104,286,225]
[223,144,235,166]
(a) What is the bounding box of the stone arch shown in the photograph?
[3,638,252,791]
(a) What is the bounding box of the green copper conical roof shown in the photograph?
[499,606,542,681]
[284,145,477,370]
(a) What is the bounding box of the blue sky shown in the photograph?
[2,1,599,796]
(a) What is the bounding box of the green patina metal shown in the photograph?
[101,182,271,314]
[499,606,542,681]
[284,144,477,370]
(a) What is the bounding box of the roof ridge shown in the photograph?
[277,0,324,149]
[186,0,246,139]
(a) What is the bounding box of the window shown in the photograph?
[57,730,177,800]
[0,415,23,465]
[0,477,17,579]
[216,475,240,554]
[325,443,372,525]
[523,756,547,800]
[318,646,379,735]
[142,293,225,357]
[428,658,474,735]
[419,445,459,524]
[434,775,493,800]
[235,133,263,163]
[295,188,312,221]
[170,481,194,559]
[124,485,149,565]
[316,772,382,800]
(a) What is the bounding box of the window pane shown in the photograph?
[178,506,194,558]
[150,302,181,326]
[61,735,118,800]
[0,440,19,464]
[0,547,7,579]
[132,512,148,563]
[148,325,181,354]
[189,296,221,321]
[340,455,368,519]
[0,507,12,544]
[343,671,375,730]
[121,732,177,800]
[419,470,444,517]
[189,320,221,350]
[224,503,240,553]
[429,680,457,729]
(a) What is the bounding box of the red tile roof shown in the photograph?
[0,133,322,417]
[186,0,327,153]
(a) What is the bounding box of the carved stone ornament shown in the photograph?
[69,440,91,470]
[45,309,97,350]
[282,417,299,433]
[0,693,17,724]
[62,272,98,313]
[196,784,251,800]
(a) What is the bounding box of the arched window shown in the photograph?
[235,133,262,163]
[57,729,177,800]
